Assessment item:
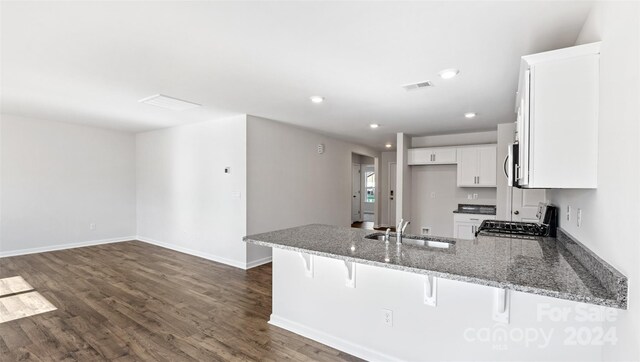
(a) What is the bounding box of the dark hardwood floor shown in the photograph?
[350,221,375,230]
[351,222,395,232]
[0,241,362,361]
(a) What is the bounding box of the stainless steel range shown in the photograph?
[475,203,558,239]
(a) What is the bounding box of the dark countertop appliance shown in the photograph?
[475,203,558,238]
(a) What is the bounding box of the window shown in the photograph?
[365,171,375,203]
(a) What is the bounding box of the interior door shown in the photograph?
[388,162,396,227]
[352,164,361,222]
[510,187,546,222]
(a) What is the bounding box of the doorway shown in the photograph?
[351,153,376,229]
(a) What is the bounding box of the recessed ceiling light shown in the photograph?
[439,69,460,79]
[464,112,477,119]
[385,143,393,148]
[139,94,201,111]
[310,96,325,103]
[370,124,380,129]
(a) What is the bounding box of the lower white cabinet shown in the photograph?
[453,213,496,240]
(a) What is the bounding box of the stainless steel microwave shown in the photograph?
[504,143,520,187]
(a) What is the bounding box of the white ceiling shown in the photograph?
[1,1,593,149]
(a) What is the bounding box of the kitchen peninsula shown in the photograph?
[244,224,627,361]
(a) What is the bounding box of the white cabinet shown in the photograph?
[456,145,497,187]
[408,147,456,165]
[454,223,476,240]
[453,213,496,240]
[516,42,600,189]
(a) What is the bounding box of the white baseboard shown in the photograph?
[136,236,248,269]
[246,256,272,269]
[0,236,135,258]
[269,314,400,362]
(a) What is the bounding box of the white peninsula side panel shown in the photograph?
[270,249,610,361]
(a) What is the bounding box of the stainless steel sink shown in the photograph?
[365,233,453,249]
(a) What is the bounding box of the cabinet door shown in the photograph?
[408,149,431,165]
[432,148,457,164]
[454,222,476,240]
[456,148,478,187]
[477,146,497,187]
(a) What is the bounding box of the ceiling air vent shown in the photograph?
[139,94,201,111]
[402,80,434,91]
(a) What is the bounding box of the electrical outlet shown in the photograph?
[577,209,582,227]
[430,192,436,199]
[467,194,473,200]
[473,193,479,200]
[89,223,96,230]
[566,205,572,221]
[421,227,431,235]
[382,309,393,327]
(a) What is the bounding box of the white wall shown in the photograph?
[396,133,412,225]
[136,115,248,268]
[410,165,496,237]
[412,130,498,148]
[0,114,136,256]
[547,3,640,361]
[405,130,500,236]
[246,115,379,264]
[379,151,396,227]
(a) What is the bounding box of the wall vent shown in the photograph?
[402,81,434,91]
[139,94,201,111]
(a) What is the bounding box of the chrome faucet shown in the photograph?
[385,228,391,243]
[396,219,410,245]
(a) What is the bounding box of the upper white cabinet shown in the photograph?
[457,145,497,187]
[408,147,456,165]
[516,42,600,189]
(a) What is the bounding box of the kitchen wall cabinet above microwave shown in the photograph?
[457,145,497,187]
[407,147,457,165]
[515,42,600,189]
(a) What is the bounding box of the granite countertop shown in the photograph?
[243,224,627,309]
[453,204,497,215]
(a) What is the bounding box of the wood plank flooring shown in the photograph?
[0,241,362,361]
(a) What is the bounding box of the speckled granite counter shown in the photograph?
[244,224,627,309]
[452,203,496,215]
